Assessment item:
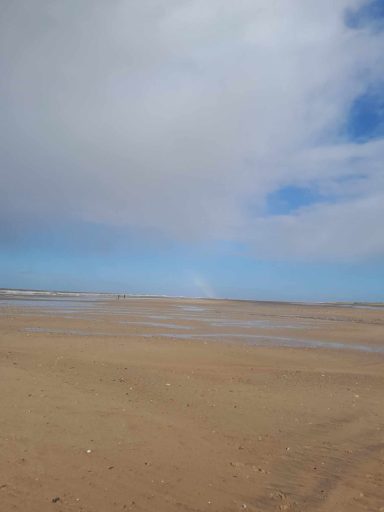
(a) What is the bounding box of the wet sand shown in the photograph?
[1,296,384,511]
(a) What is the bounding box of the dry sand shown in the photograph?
[0,296,384,511]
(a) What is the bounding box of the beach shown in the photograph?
[0,295,384,511]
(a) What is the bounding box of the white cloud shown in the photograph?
[0,0,383,259]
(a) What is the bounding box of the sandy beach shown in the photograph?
[1,295,384,512]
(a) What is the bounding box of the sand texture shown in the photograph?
[0,296,384,511]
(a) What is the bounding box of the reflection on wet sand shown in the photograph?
[8,293,383,354]
[142,332,384,353]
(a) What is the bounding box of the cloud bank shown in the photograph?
[1,0,383,260]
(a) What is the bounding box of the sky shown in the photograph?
[1,0,384,301]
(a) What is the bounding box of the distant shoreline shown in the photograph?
[0,287,383,308]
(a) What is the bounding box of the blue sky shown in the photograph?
[1,218,383,301]
[1,1,384,301]
[1,234,384,301]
